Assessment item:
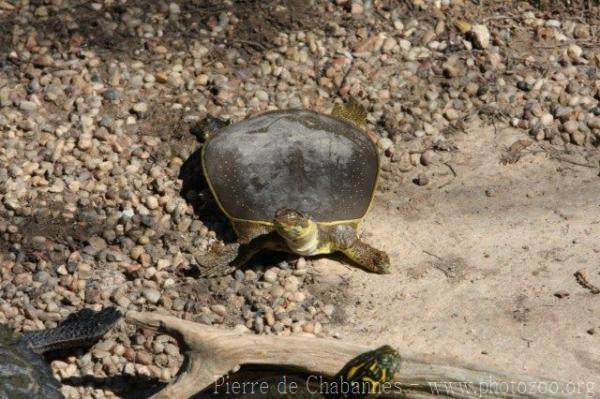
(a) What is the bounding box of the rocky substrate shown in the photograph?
[0,0,599,397]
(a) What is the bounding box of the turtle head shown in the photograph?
[334,345,401,395]
[273,208,315,241]
[194,115,230,142]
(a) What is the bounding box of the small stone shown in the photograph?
[56,265,69,276]
[554,106,572,121]
[587,118,600,129]
[516,81,531,92]
[78,135,93,150]
[414,174,429,186]
[292,291,306,302]
[169,2,181,14]
[255,90,269,102]
[444,109,459,121]
[554,290,569,299]
[155,72,169,83]
[442,63,461,79]
[32,55,53,68]
[420,150,436,166]
[468,25,490,49]
[378,137,393,151]
[102,89,121,101]
[136,351,153,365]
[540,113,553,126]
[78,263,92,279]
[271,285,284,297]
[573,24,590,40]
[562,120,578,134]
[382,38,397,53]
[145,196,159,210]
[265,312,275,326]
[263,268,278,283]
[571,131,586,146]
[19,101,38,112]
[302,321,315,334]
[566,44,583,59]
[88,236,107,250]
[114,295,131,308]
[313,321,323,335]
[132,102,148,115]
[350,1,363,14]
[142,288,161,304]
[113,344,126,356]
[210,304,227,316]
[296,258,307,270]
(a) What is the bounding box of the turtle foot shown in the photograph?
[342,241,391,274]
[196,243,240,278]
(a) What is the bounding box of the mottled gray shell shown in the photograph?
[202,110,379,223]
[0,325,63,399]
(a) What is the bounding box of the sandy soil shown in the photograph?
[311,122,600,392]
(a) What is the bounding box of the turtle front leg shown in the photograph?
[200,232,287,278]
[327,224,391,274]
[197,243,241,278]
[342,240,391,274]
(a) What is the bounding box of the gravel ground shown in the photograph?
[0,0,599,397]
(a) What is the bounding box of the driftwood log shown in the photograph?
[126,311,585,399]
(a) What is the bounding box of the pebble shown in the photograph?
[562,120,579,134]
[444,109,459,121]
[142,288,161,304]
[210,304,227,316]
[571,131,586,146]
[19,101,38,112]
[263,268,278,283]
[378,137,393,151]
[566,44,583,59]
[554,290,569,299]
[414,174,429,186]
[420,150,436,166]
[145,196,160,210]
[469,25,490,49]
[102,89,121,101]
[133,102,149,115]
[31,55,53,68]
[517,81,531,92]
[587,118,600,129]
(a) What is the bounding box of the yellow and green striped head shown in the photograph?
[332,345,401,398]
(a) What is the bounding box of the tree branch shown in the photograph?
[126,311,582,399]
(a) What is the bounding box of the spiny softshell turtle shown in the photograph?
[0,307,121,399]
[200,100,390,277]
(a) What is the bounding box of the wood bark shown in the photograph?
[126,311,583,399]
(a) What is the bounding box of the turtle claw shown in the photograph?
[202,265,236,278]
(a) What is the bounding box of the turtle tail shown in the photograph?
[20,307,121,354]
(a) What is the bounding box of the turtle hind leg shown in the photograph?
[21,307,121,354]
[342,240,391,274]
